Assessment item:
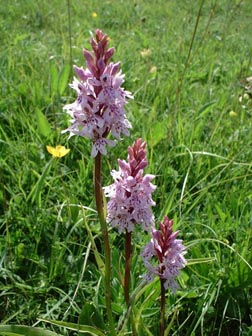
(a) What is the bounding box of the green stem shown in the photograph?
[124,230,131,306]
[124,230,137,336]
[160,279,166,336]
[94,153,115,335]
[174,0,205,143]
[66,0,73,67]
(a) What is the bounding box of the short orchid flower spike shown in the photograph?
[141,216,187,293]
[62,29,133,157]
[104,138,156,233]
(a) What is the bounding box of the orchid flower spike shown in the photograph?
[62,29,133,157]
[141,216,187,292]
[104,138,156,233]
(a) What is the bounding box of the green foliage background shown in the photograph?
[1,0,252,335]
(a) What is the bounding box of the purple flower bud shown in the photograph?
[83,49,94,63]
[73,65,91,82]
[141,216,187,293]
[104,47,115,64]
[97,58,106,73]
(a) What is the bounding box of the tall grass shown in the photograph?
[1,0,252,335]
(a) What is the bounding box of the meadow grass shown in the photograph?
[1,0,252,335]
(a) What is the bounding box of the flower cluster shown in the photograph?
[141,216,187,292]
[104,138,156,233]
[62,29,132,157]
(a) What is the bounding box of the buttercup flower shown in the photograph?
[62,29,132,157]
[150,66,157,74]
[141,216,187,292]
[104,138,156,233]
[229,110,237,117]
[46,145,70,158]
[140,48,152,58]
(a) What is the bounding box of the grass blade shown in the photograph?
[38,319,105,336]
[0,325,60,336]
[27,159,53,206]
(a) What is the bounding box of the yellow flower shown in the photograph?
[140,48,151,58]
[92,12,97,18]
[46,145,70,158]
[150,66,157,74]
[229,111,237,117]
[239,93,249,103]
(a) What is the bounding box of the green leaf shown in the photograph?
[0,325,60,336]
[147,96,160,125]
[149,121,167,148]
[35,108,51,138]
[27,160,53,206]
[0,333,23,336]
[186,257,216,265]
[38,319,105,336]
[184,291,201,298]
[196,100,216,120]
[50,62,58,96]
[215,204,227,222]
[58,64,70,96]
[81,208,105,276]
[0,332,23,336]
[78,302,105,331]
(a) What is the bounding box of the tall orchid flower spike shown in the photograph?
[104,138,156,233]
[141,216,187,293]
[62,29,133,157]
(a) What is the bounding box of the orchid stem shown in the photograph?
[160,279,166,336]
[124,230,137,335]
[124,230,131,306]
[94,153,115,335]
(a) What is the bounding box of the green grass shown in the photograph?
[1,0,252,335]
